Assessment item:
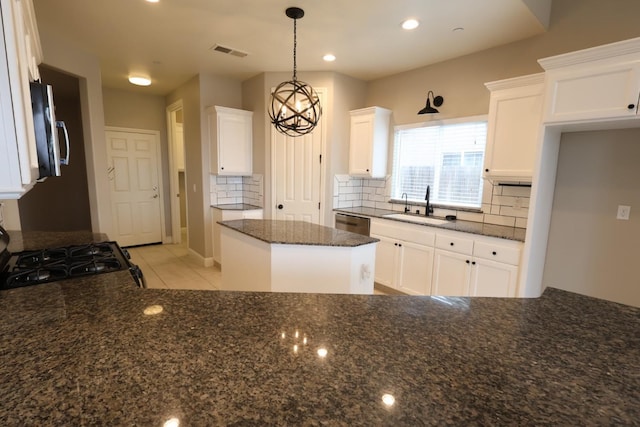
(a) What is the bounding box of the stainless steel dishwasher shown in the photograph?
[334,213,370,236]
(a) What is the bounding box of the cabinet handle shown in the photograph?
[628,104,636,110]
[492,251,497,256]
[277,204,284,209]
[465,260,470,264]
[472,261,476,265]
[485,168,489,172]
[394,243,398,246]
[398,244,402,247]
[450,242,454,246]
[366,169,370,172]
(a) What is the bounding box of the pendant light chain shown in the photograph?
[292,17,297,81]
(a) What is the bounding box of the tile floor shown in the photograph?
[128,228,388,294]
[127,230,221,290]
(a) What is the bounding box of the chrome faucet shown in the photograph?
[402,193,410,213]
[425,185,433,217]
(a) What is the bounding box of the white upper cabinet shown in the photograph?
[539,37,640,125]
[207,106,253,176]
[483,73,544,183]
[0,0,42,199]
[349,106,391,178]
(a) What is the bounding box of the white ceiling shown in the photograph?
[32,0,550,95]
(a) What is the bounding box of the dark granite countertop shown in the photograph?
[211,203,263,211]
[0,279,638,425]
[335,207,526,241]
[219,219,379,247]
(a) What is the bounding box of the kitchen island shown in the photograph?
[0,271,638,425]
[219,219,379,294]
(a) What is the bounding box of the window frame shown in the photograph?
[391,115,488,211]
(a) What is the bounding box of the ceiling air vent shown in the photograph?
[210,44,248,58]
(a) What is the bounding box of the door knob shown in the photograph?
[153,194,159,199]
[277,204,283,209]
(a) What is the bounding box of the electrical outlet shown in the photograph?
[617,205,631,220]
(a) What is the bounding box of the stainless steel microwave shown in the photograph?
[30,81,69,179]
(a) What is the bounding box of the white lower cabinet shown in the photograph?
[372,217,522,297]
[212,207,263,265]
[432,231,522,297]
[371,219,435,295]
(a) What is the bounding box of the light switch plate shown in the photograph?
[617,205,631,220]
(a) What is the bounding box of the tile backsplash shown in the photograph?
[210,174,263,207]
[333,174,530,229]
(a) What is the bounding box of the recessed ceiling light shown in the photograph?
[129,76,151,86]
[402,19,419,30]
[323,54,336,62]
[146,0,159,3]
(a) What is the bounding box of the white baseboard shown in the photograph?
[188,248,214,267]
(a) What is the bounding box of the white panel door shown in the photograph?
[106,130,162,246]
[272,125,322,223]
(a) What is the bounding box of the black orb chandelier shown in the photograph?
[269,7,321,137]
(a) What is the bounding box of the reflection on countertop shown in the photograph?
[334,207,527,241]
[0,275,638,425]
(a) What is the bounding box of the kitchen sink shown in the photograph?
[382,213,450,226]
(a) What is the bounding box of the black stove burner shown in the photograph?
[15,248,68,268]
[69,258,122,276]
[5,265,69,288]
[0,240,145,289]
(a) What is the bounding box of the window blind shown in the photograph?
[392,120,487,208]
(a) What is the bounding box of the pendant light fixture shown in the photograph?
[269,7,321,137]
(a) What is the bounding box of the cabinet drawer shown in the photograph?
[435,233,473,255]
[473,241,521,265]
[370,218,435,246]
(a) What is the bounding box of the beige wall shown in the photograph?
[166,76,204,255]
[543,129,640,307]
[366,0,640,126]
[102,87,171,234]
[165,73,242,259]
[35,31,112,235]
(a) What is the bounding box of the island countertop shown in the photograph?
[0,278,638,425]
[219,219,379,247]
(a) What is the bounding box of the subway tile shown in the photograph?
[362,200,376,208]
[515,217,528,228]
[456,211,484,223]
[491,205,501,215]
[484,214,516,227]
[501,186,532,197]
[500,206,528,218]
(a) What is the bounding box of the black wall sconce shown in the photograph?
[418,91,444,114]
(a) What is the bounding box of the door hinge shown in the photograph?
[319,154,322,163]
[318,202,321,210]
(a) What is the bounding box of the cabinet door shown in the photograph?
[484,81,543,182]
[397,241,434,295]
[372,233,397,288]
[217,112,252,175]
[432,249,471,296]
[349,115,374,176]
[470,258,518,297]
[544,63,640,123]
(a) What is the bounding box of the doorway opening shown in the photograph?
[167,101,188,244]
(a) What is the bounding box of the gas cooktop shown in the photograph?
[0,227,144,290]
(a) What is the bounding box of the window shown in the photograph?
[392,118,487,209]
